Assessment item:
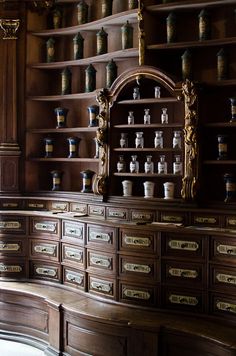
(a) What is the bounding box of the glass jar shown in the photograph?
[117,155,126,173]
[161,107,168,124]
[128,111,134,125]
[130,155,139,173]
[120,132,128,148]
[154,131,163,148]
[135,131,144,148]
[144,108,150,125]
[173,130,182,149]
[173,155,183,174]
[144,155,154,174]
[158,155,167,174]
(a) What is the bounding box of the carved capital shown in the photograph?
[0,19,20,39]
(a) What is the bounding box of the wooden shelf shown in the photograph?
[27,127,98,133]
[117,97,179,105]
[114,148,182,152]
[28,157,99,162]
[203,160,236,164]
[204,122,236,127]
[27,92,98,101]
[147,0,236,12]
[113,172,182,177]
[114,123,183,129]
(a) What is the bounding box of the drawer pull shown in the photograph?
[65,248,83,261]
[124,263,151,274]
[90,255,111,268]
[169,294,198,306]
[90,207,104,215]
[194,217,216,224]
[168,240,199,251]
[132,213,153,221]
[123,288,151,300]
[28,203,44,209]
[34,222,56,232]
[90,231,111,243]
[0,243,20,251]
[0,221,21,229]
[0,264,22,273]
[51,202,67,211]
[168,267,198,279]
[91,280,113,293]
[216,273,236,285]
[124,235,151,247]
[65,225,83,237]
[162,215,183,223]
[35,267,57,277]
[66,272,83,285]
[217,244,236,256]
[34,245,56,255]
[216,301,236,314]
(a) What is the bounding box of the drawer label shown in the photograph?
[124,263,151,274]
[89,207,104,216]
[91,280,113,293]
[227,218,236,226]
[123,288,151,300]
[0,264,22,273]
[162,215,183,222]
[169,294,198,306]
[217,244,236,256]
[71,203,87,213]
[0,221,21,229]
[0,243,20,251]
[108,210,127,219]
[51,202,68,211]
[216,273,236,285]
[194,216,217,224]
[216,301,236,314]
[28,203,45,209]
[65,272,83,285]
[34,222,57,232]
[168,267,198,278]
[2,203,19,208]
[168,240,199,251]
[132,212,153,221]
[90,254,112,269]
[65,225,83,238]
[124,235,151,247]
[89,231,111,243]
[35,267,57,277]
[34,244,56,255]
[65,248,83,261]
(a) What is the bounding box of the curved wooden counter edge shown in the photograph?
[0,281,236,356]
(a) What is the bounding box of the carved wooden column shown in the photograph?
[0,18,21,193]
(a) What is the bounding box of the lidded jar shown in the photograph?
[173,130,182,149]
[161,107,168,124]
[51,170,63,191]
[229,98,236,122]
[144,155,154,174]
[135,131,144,148]
[224,173,236,202]
[85,64,96,92]
[120,132,128,148]
[128,111,134,125]
[144,108,150,124]
[198,8,211,41]
[54,107,68,128]
[44,137,54,158]
[158,155,167,174]
[51,7,62,29]
[106,59,117,88]
[77,0,89,25]
[217,134,228,160]
[130,155,139,173]
[181,49,192,80]
[67,136,81,158]
[61,67,71,95]
[101,0,113,18]
[121,21,133,50]
[217,48,228,81]
[117,155,126,173]
[173,155,183,174]
[96,27,108,55]
[46,37,55,63]
[128,0,138,10]
[80,169,95,193]
[73,32,84,60]
[166,12,177,43]
[154,131,163,148]
[133,87,140,100]
[87,105,99,127]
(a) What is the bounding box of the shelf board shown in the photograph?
[27,127,98,133]
[147,37,236,51]
[147,0,236,12]
[113,148,181,152]
[204,122,236,127]
[203,79,236,87]
[113,123,183,129]
[28,157,99,162]
[203,160,236,164]
[117,98,179,105]
[27,91,98,101]
[29,9,138,36]
[29,48,139,69]
[113,173,182,177]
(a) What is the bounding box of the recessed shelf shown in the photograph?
[114,124,183,129]
[203,122,236,127]
[27,127,98,133]
[113,173,182,177]
[147,0,235,12]
[113,148,182,152]
[117,98,179,104]
[28,158,99,162]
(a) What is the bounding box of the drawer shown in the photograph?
[119,255,159,282]
[191,213,221,227]
[159,211,187,224]
[162,233,206,260]
[0,239,26,256]
[87,224,117,250]
[30,261,61,282]
[62,243,85,269]
[63,266,86,290]
[119,281,158,307]
[130,210,155,223]
[26,200,47,210]
[211,236,236,264]
[70,202,87,214]
[30,217,60,238]
[29,239,59,262]
[210,293,236,320]
[88,274,116,300]
[62,220,85,244]
[0,216,26,235]
[225,215,236,228]
[1,200,22,209]
[210,265,236,293]
[88,205,105,219]
[48,201,69,212]
[0,260,26,278]
[119,228,158,255]
[162,287,206,313]
[106,207,129,221]
[162,260,205,289]
[87,249,116,275]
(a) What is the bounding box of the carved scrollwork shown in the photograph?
[138,1,145,66]
[0,19,20,39]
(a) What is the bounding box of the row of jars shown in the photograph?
[46,21,133,62]
[117,155,183,175]
[54,106,99,128]
[120,130,182,149]
[51,169,95,192]
[122,180,175,199]
[127,108,169,124]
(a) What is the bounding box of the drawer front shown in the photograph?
[63,266,85,290]
[62,220,85,244]
[87,249,116,275]
[130,210,155,223]
[87,225,116,250]
[62,244,84,268]
[225,215,236,228]
[191,213,221,227]
[211,236,236,263]
[30,261,61,282]
[1,200,22,209]
[88,205,105,219]
[119,281,158,307]
[70,203,87,214]
[210,265,236,293]
[106,207,129,221]
[88,274,115,299]
[162,287,206,313]
[26,200,47,210]
[162,260,205,288]
[0,260,26,278]
[119,255,159,282]
[162,233,206,259]
[49,201,69,212]
[30,217,60,238]
[210,293,236,319]
[0,216,26,235]
[120,229,158,254]
[160,211,186,224]
[29,239,59,262]
[0,239,26,256]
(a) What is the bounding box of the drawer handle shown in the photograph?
[169,294,198,306]
[216,301,236,314]
[91,280,112,293]
[66,273,83,285]
[124,235,151,247]
[168,240,199,251]
[216,273,236,285]
[217,244,236,256]
[123,288,151,300]
[90,255,111,268]
[0,264,22,273]
[90,231,111,243]
[34,245,56,255]
[65,250,83,261]
[35,267,57,277]
[34,222,56,232]
[0,221,21,229]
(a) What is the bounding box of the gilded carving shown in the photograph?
[138,1,145,66]
[0,19,20,39]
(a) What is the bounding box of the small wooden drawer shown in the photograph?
[0,239,26,256]
[26,200,47,210]
[0,260,26,278]
[63,266,86,290]
[62,243,85,269]
[88,274,116,299]
[119,281,158,307]
[0,216,26,235]
[162,260,205,289]
[87,224,117,250]
[119,228,158,255]
[30,261,61,282]
[1,200,22,209]
[49,201,69,212]
[29,239,59,262]
[162,287,206,313]
[160,211,186,224]
[62,220,85,244]
[106,207,129,221]
[211,236,236,263]
[70,202,87,214]
[210,293,236,319]
[191,213,221,227]
[30,217,60,238]
[88,205,105,219]
[162,233,206,260]
[210,265,236,293]
[225,215,236,229]
[130,210,155,223]
[119,255,159,282]
[87,249,116,275]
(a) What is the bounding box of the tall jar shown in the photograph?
[96,27,108,55]
[128,0,138,10]
[87,105,99,127]
[173,131,182,149]
[120,133,128,148]
[67,136,81,158]
[130,155,139,173]
[158,155,167,174]
[80,169,95,193]
[51,7,62,29]
[181,49,192,80]
[54,107,68,128]
[144,109,150,124]
[44,137,54,158]
[77,0,88,25]
[217,48,228,81]
[154,131,163,148]
[61,67,71,95]
[229,98,236,122]
[135,132,144,148]
[73,32,84,60]
[166,12,177,43]
[128,111,134,125]
[85,64,96,92]
[117,155,126,173]
[101,0,113,18]
[144,155,154,174]
[51,170,63,191]
[173,155,183,174]
[217,135,228,160]
[46,37,55,63]
[224,173,236,202]
[161,108,168,124]
[198,9,211,41]
[121,21,133,50]
[106,59,117,88]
